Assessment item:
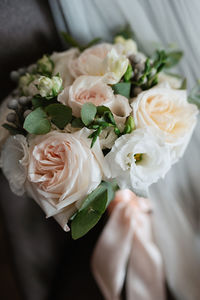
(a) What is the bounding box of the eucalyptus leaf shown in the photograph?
[2,123,25,135]
[115,24,134,40]
[71,181,118,239]
[45,103,72,129]
[81,103,97,126]
[188,80,200,109]
[112,82,131,99]
[23,107,51,134]
[71,118,85,128]
[97,106,110,115]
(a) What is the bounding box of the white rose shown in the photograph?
[114,35,138,57]
[25,128,109,231]
[51,48,80,88]
[105,129,171,195]
[1,135,29,196]
[131,87,198,161]
[157,72,182,89]
[58,75,115,117]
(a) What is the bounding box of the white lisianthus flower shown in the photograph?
[58,75,115,117]
[131,87,198,162]
[114,35,138,57]
[105,129,171,194]
[1,135,29,196]
[109,94,132,127]
[69,43,129,84]
[25,128,110,231]
[99,127,117,149]
[51,48,80,88]
[102,48,129,84]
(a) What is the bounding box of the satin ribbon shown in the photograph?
[91,190,166,300]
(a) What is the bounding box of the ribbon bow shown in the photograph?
[91,189,166,300]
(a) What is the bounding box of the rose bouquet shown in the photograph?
[0,26,199,241]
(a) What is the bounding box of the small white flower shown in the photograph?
[1,135,29,196]
[36,75,63,98]
[105,129,171,194]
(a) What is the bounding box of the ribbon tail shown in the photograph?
[126,213,166,300]
[91,201,135,300]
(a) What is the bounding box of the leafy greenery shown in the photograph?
[112,82,131,98]
[45,103,72,129]
[164,51,183,69]
[71,118,85,128]
[71,181,118,239]
[123,116,135,134]
[114,23,134,40]
[131,50,167,92]
[23,107,51,134]
[188,80,200,109]
[61,32,101,51]
[81,103,97,126]
[2,123,26,135]
[124,64,133,82]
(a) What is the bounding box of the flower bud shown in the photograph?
[7,99,18,110]
[7,112,17,123]
[37,55,54,76]
[36,75,63,98]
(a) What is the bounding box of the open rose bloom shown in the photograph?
[0,32,198,239]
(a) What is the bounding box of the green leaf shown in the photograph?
[61,32,81,49]
[23,107,51,134]
[71,181,118,239]
[180,78,187,89]
[124,64,133,82]
[81,38,101,50]
[71,118,85,128]
[188,80,200,109]
[97,106,110,116]
[112,82,131,99]
[165,51,183,69]
[2,123,25,135]
[115,24,134,40]
[81,103,97,126]
[32,96,58,109]
[45,103,72,129]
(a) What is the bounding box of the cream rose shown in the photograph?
[157,72,182,89]
[131,88,198,161]
[51,48,80,88]
[26,129,108,230]
[58,75,115,117]
[105,129,171,195]
[69,43,128,84]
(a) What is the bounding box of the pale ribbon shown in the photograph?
[91,189,166,300]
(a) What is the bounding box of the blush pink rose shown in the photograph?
[26,128,108,230]
[58,75,115,117]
